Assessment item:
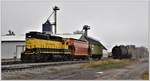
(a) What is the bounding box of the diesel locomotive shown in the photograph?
[21,31,90,62]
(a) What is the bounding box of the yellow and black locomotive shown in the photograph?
[21,32,71,62]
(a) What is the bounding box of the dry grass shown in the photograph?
[142,71,149,80]
[80,59,133,70]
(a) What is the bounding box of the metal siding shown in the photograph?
[91,44,102,55]
[2,35,25,41]
[1,41,25,59]
[42,24,53,32]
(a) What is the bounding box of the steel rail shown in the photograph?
[2,61,87,72]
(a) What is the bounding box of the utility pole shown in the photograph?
[53,6,60,34]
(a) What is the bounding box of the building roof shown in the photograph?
[1,35,25,42]
[55,34,82,39]
[80,35,107,50]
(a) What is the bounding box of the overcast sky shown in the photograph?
[1,0,149,51]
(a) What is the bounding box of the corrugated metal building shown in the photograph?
[1,35,25,59]
[80,35,107,58]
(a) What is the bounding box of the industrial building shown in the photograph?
[1,35,25,59]
[80,35,107,57]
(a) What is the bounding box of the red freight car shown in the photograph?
[66,38,89,59]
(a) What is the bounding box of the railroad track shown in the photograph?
[2,60,22,65]
[2,61,87,72]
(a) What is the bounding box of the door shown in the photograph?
[16,45,25,59]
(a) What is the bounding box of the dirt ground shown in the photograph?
[2,59,149,80]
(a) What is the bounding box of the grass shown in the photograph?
[80,59,133,70]
[142,71,149,80]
